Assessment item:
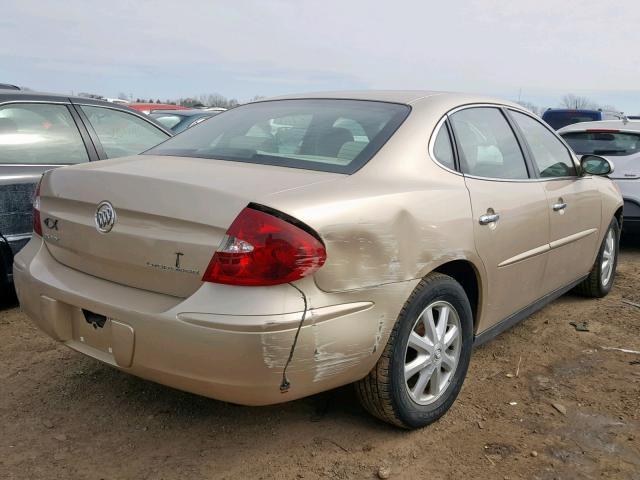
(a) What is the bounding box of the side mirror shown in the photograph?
[580,155,614,176]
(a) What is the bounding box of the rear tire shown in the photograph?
[355,273,473,429]
[574,218,619,298]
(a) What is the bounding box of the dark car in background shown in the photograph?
[542,108,624,130]
[149,109,222,133]
[0,90,171,287]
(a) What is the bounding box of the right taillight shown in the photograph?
[33,177,42,236]
[202,206,326,286]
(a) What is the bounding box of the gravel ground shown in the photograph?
[1,240,639,480]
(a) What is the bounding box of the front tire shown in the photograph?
[574,218,619,298]
[355,273,473,429]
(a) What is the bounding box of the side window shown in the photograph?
[432,123,455,170]
[450,107,529,180]
[511,111,577,177]
[80,106,169,158]
[0,103,89,165]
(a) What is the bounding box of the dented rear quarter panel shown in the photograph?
[262,94,489,333]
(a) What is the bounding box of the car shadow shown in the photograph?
[18,355,399,471]
[620,231,640,252]
[65,360,387,429]
[0,285,18,311]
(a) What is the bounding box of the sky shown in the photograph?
[2,0,640,112]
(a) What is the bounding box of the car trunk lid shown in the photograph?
[39,155,341,297]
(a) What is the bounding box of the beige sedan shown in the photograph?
[14,91,622,429]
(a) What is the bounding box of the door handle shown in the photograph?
[553,202,567,211]
[479,213,500,225]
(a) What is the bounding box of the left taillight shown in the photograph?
[33,177,42,236]
[202,206,326,286]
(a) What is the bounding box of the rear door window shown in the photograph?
[80,106,169,158]
[432,123,456,170]
[511,111,577,177]
[450,107,529,179]
[0,103,89,164]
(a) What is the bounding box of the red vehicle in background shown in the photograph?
[129,103,190,115]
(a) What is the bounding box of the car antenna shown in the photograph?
[279,283,309,393]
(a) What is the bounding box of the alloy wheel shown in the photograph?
[404,301,462,405]
[601,227,615,286]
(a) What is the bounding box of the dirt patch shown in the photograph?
[1,242,639,480]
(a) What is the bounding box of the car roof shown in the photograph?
[557,120,640,134]
[258,90,524,110]
[0,90,173,135]
[0,89,133,106]
[265,90,447,105]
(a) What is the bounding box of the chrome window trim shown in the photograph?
[461,173,590,183]
[0,100,70,106]
[428,102,585,184]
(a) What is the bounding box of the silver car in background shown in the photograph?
[0,91,171,288]
[559,120,640,232]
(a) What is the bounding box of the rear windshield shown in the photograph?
[145,99,410,174]
[542,110,601,130]
[561,131,640,156]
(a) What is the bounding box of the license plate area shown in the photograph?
[83,309,107,329]
[71,308,113,354]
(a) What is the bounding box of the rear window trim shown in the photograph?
[144,98,412,175]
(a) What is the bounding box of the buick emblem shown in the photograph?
[95,201,116,233]
[44,217,59,230]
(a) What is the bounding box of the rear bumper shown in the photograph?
[13,238,404,405]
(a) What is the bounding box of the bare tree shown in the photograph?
[196,93,229,108]
[117,92,129,101]
[600,104,620,113]
[561,94,598,110]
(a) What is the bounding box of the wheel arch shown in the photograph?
[614,206,623,230]
[432,259,483,333]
